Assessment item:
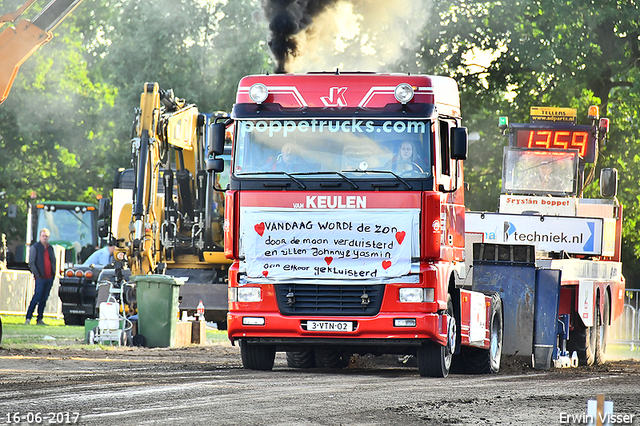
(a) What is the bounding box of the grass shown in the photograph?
[1,315,86,348]
[0,314,229,349]
[605,343,640,361]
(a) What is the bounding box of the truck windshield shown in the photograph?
[502,148,579,195]
[36,208,96,250]
[233,119,432,178]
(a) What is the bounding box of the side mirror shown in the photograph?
[98,198,111,221]
[206,158,224,173]
[208,123,226,156]
[450,127,468,160]
[97,219,109,238]
[600,168,618,198]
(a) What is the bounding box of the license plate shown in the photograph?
[306,320,353,332]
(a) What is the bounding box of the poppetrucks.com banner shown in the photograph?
[242,209,416,280]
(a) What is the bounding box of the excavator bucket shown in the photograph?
[0,0,83,105]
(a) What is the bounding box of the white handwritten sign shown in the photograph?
[242,209,414,279]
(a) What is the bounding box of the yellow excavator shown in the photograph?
[103,83,231,328]
[0,0,83,105]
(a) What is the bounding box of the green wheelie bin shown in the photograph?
[132,275,185,348]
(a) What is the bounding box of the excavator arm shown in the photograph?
[110,82,231,324]
[0,0,83,104]
[127,82,200,275]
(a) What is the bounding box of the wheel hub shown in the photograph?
[446,314,457,355]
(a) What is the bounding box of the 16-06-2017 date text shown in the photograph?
[5,412,80,424]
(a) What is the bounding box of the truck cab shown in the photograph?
[218,73,502,377]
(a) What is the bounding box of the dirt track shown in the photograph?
[1,343,639,425]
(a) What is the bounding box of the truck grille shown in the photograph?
[275,284,384,316]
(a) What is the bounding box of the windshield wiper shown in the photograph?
[237,171,306,189]
[342,169,412,190]
[289,171,358,189]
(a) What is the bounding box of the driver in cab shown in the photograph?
[263,142,309,172]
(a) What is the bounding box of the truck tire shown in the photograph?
[463,294,503,374]
[595,292,610,365]
[240,340,276,371]
[567,312,596,366]
[286,350,316,368]
[314,349,350,369]
[417,295,455,378]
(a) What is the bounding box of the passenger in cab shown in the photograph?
[386,141,426,173]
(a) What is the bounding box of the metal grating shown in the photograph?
[275,283,384,316]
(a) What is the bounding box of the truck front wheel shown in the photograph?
[240,340,276,371]
[417,295,456,378]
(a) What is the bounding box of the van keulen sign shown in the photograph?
[241,209,415,279]
[466,212,603,255]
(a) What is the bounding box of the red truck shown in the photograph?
[210,73,502,377]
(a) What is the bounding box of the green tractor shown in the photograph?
[23,200,100,266]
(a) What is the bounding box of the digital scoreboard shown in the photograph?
[513,126,595,162]
[505,107,597,162]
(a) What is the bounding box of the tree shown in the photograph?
[0,0,118,243]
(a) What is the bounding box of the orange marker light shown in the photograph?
[588,105,599,120]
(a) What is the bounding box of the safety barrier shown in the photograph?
[610,289,640,349]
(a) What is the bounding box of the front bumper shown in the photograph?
[228,311,448,347]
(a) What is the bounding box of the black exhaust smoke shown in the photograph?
[261,0,338,73]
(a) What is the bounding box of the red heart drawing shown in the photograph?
[254,222,265,236]
[382,260,392,270]
[325,256,333,265]
[262,270,268,277]
[395,231,406,245]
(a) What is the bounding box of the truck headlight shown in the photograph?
[229,287,261,302]
[249,83,268,104]
[399,288,434,303]
[394,83,414,104]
